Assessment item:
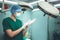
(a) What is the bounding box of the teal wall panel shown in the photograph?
[48,17,56,40]
[30,10,48,40]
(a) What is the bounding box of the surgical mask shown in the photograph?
[16,13,21,18]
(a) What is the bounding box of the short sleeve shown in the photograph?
[2,19,11,31]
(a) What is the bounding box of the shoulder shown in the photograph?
[2,17,9,23]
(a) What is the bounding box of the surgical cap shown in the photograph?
[10,4,22,14]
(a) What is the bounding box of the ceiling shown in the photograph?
[8,0,39,3]
[7,0,60,5]
[47,0,60,2]
[0,0,60,10]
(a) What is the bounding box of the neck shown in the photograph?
[10,15,16,22]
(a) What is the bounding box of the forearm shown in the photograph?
[12,28,23,36]
[6,27,23,38]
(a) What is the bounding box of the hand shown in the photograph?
[25,19,36,29]
[25,24,30,29]
[21,20,31,29]
[21,18,36,29]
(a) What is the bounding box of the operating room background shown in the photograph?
[0,8,60,40]
[0,0,60,40]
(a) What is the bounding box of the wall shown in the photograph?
[30,10,48,40]
[48,17,56,40]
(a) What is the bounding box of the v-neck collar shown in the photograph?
[8,17,17,23]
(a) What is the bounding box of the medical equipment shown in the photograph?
[0,0,33,13]
[38,1,60,18]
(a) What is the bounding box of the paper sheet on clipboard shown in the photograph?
[23,19,36,27]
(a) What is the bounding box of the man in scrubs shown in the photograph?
[2,4,29,40]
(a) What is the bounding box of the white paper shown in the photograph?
[23,18,36,27]
[23,19,31,27]
[28,19,36,25]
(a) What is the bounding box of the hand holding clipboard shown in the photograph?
[22,18,36,29]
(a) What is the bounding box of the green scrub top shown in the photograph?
[2,17,23,40]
